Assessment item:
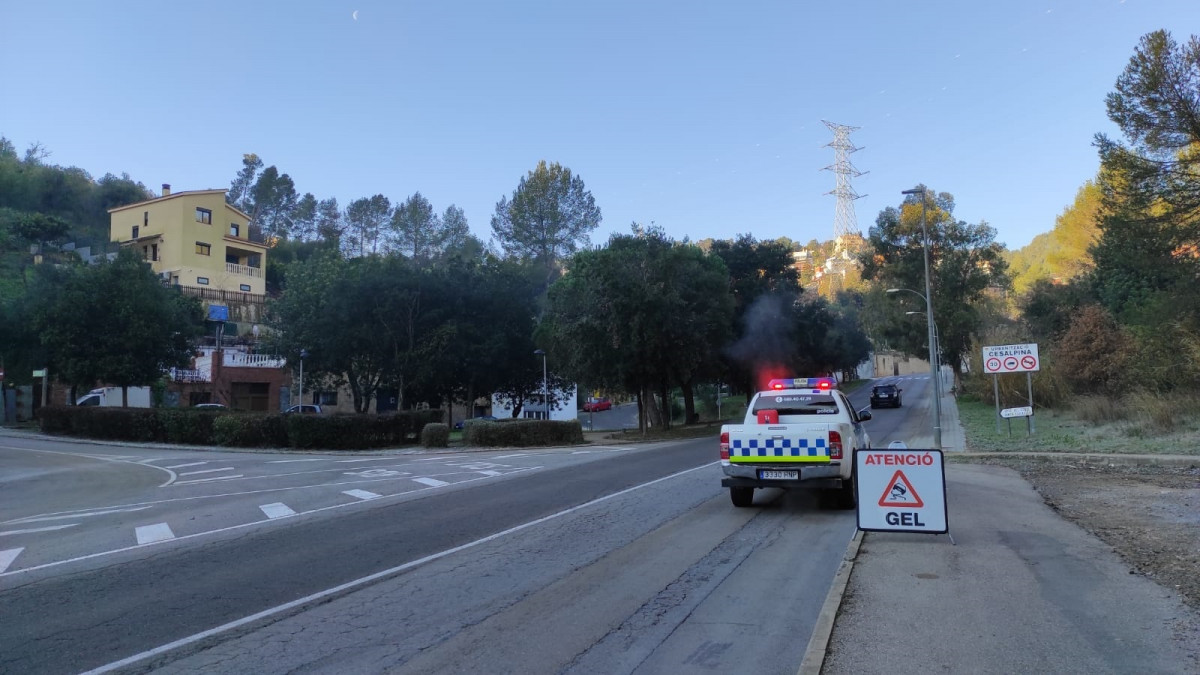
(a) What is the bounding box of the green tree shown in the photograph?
[344,195,391,258]
[31,251,203,403]
[390,192,440,262]
[490,160,602,285]
[859,187,1009,379]
[226,154,299,239]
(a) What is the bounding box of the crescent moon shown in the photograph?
[352,10,358,20]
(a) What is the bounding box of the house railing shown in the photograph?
[226,262,262,278]
[223,352,286,368]
[168,368,208,383]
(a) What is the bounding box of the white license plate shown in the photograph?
[760,470,798,480]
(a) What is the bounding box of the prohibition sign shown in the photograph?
[1003,356,1019,370]
[1021,355,1037,369]
[986,357,1001,371]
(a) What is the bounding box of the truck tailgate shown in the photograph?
[727,424,832,463]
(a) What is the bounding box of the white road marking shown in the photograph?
[0,445,178,487]
[5,505,153,525]
[266,459,328,464]
[79,461,719,675]
[344,469,409,478]
[0,465,543,579]
[259,503,296,519]
[478,470,503,477]
[135,523,175,545]
[0,548,23,573]
[172,475,245,485]
[342,489,381,501]
[178,467,234,476]
[492,453,529,459]
[572,450,595,454]
[0,524,79,536]
[165,461,208,469]
[336,458,393,463]
[412,477,449,488]
[411,457,447,462]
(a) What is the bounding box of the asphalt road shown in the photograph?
[0,375,938,674]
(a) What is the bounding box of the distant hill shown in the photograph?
[1006,181,1102,296]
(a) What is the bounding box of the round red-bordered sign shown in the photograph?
[986,357,1001,372]
[1021,355,1037,369]
[1003,356,1019,371]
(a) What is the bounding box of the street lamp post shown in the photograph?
[534,349,548,420]
[298,349,308,410]
[891,185,942,451]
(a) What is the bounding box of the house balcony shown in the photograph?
[223,352,286,368]
[226,262,262,278]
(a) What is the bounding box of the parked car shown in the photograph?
[454,415,497,429]
[284,404,323,415]
[582,397,612,412]
[869,383,902,409]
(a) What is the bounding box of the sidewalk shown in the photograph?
[820,391,1200,674]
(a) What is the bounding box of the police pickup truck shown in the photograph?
[720,377,872,508]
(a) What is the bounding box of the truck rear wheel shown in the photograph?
[836,477,857,509]
[730,487,754,507]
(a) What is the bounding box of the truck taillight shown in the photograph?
[720,432,730,460]
[829,430,843,460]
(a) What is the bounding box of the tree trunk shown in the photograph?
[659,382,671,430]
[70,384,77,406]
[121,386,128,407]
[636,389,645,434]
[681,378,696,424]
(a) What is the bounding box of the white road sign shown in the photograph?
[855,448,948,534]
[1000,406,1033,419]
[982,343,1040,374]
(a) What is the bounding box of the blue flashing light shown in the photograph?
[767,377,837,391]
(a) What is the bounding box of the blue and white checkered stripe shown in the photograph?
[728,437,828,458]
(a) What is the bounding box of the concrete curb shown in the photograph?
[798,528,864,675]
[952,452,1199,468]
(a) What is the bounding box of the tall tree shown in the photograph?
[292,193,319,241]
[390,192,441,262]
[315,197,343,245]
[226,154,299,239]
[859,187,1009,379]
[490,160,601,284]
[343,195,392,258]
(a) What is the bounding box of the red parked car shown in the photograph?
[583,397,612,412]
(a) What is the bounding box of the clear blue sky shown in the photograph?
[2,0,1195,250]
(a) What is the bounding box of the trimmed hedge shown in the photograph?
[464,419,585,447]
[38,406,443,450]
[421,423,449,448]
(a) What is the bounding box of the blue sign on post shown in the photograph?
[207,305,229,322]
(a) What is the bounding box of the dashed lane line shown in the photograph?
[342,489,382,501]
[412,477,449,488]
[478,470,503,477]
[492,453,530,459]
[0,524,79,537]
[259,503,297,520]
[177,467,234,476]
[165,462,208,469]
[135,523,175,545]
[172,475,245,486]
[336,458,394,464]
[0,548,23,574]
[266,459,328,464]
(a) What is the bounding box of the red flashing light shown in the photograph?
[772,383,784,390]
[818,380,832,389]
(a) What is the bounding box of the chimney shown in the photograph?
[161,183,171,197]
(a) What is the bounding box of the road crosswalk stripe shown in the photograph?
[0,524,79,536]
[412,477,449,488]
[478,470,503,477]
[342,489,381,501]
[259,503,296,519]
[135,523,175,545]
[0,548,23,574]
[172,475,244,485]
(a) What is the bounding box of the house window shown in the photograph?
[230,223,240,237]
[196,208,212,224]
[151,243,158,261]
[132,225,140,239]
[143,211,148,227]
[314,390,338,406]
[197,276,209,285]
[196,242,211,256]
[239,283,252,292]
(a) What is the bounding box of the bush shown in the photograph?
[39,406,164,442]
[421,423,449,448]
[286,410,444,450]
[465,419,584,447]
[1056,305,1135,395]
[212,414,289,447]
[1071,395,1127,425]
[158,409,222,445]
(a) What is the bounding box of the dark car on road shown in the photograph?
[870,384,902,409]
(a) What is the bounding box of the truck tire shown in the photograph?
[836,476,857,509]
[730,487,754,507]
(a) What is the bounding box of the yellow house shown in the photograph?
[108,184,267,295]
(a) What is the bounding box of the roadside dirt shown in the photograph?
[976,458,1200,610]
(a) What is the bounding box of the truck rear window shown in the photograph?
[753,394,839,416]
